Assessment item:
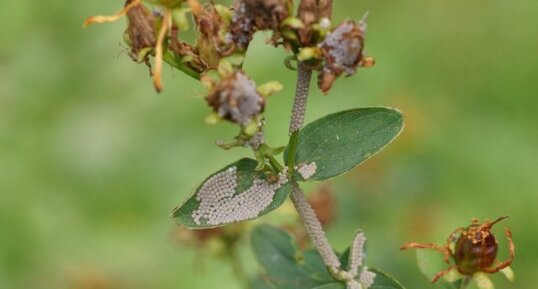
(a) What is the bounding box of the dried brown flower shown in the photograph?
[308,184,336,227]
[229,0,290,49]
[317,19,373,93]
[206,71,265,125]
[124,0,157,64]
[401,216,515,283]
[192,4,231,68]
[297,0,332,45]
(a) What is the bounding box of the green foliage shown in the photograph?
[286,107,403,181]
[172,159,291,229]
[251,224,406,289]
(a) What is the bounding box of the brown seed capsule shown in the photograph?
[206,71,265,126]
[453,217,503,275]
[401,216,515,283]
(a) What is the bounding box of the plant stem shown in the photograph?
[286,131,299,172]
[288,62,312,134]
[163,51,201,80]
[290,182,341,271]
[286,61,312,173]
[286,62,341,272]
[267,155,284,172]
[458,277,471,289]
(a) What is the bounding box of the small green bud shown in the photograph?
[281,17,305,29]
[257,81,283,97]
[297,47,322,61]
[205,112,222,125]
[217,59,234,78]
[243,120,259,136]
[473,273,494,289]
[214,4,232,23]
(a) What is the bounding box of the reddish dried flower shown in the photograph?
[206,71,265,125]
[229,0,289,49]
[308,185,336,227]
[401,216,515,283]
[317,19,372,93]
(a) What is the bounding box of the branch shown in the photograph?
[286,62,341,272]
[290,182,341,271]
[289,61,312,134]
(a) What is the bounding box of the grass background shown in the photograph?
[0,0,537,288]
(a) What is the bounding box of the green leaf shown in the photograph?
[369,268,407,289]
[251,224,334,289]
[251,225,407,289]
[339,247,406,289]
[251,276,277,289]
[286,107,403,181]
[415,250,458,289]
[311,283,345,289]
[172,159,291,229]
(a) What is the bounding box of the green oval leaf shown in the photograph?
[288,107,403,181]
[251,225,407,289]
[369,268,407,289]
[415,250,460,289]
[251,224,334,289]
[172,159,291,229]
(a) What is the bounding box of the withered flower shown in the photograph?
[401,216,515,284]
[83,0,173,92]
[192,4,231,68]
[307,184,336,227]
[206,71,265,126]
[229,0,290,49]
[124,0,157,65]
[317,19,373,94]
[297,0,332,45]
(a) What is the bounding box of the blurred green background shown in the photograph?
[1,0,537,288]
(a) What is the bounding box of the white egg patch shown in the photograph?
[192,166,289,226]
[296,162,317,180]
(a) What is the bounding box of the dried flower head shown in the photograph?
[401,216,515,283]
[124,0,157,64]
[297,0,332,45]
[191,4,235,67]
[229,0,290,49]
[307,184,335,227]
[317,19,373,93]
[206,71,265,126]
